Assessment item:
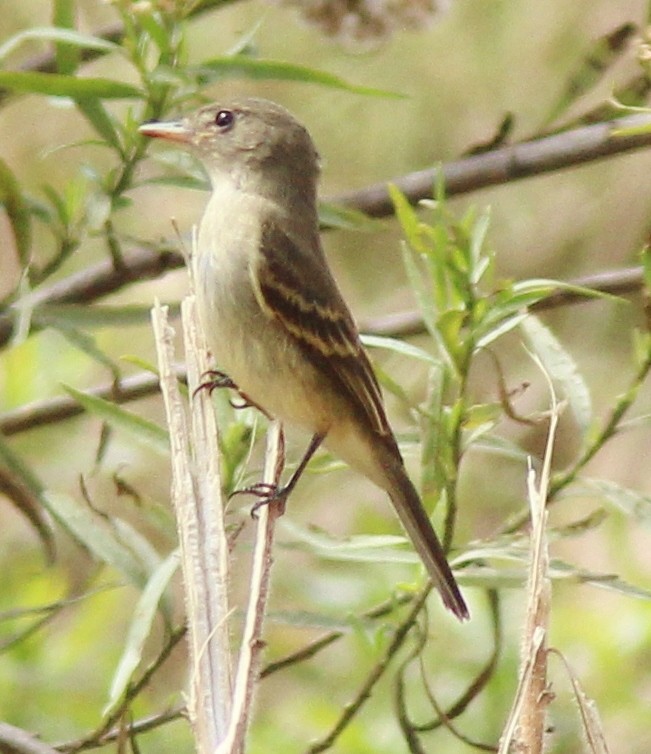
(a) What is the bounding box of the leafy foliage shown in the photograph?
[0,2,650,754]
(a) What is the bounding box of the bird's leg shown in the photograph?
[233,433,325,517]
[194,369,270,416]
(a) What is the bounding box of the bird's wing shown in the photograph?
[250,217,395,446]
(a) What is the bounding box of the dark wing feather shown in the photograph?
[252,218,396,449]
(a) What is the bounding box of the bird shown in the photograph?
[139,97,468,620]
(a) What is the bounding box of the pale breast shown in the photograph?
[193,190,338,434]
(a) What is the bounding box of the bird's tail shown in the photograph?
[381,452,468,621]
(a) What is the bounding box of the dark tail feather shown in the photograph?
[383,455,469,621]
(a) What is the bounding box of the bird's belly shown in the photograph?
[195,252,335,434]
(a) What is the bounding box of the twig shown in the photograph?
[60,626,187,753]
[305,583,433,754]
[0,370,178,436]
[414,590,502,731]
[0,722,61,754]
[332,113,651,217]
[260,590,414,678]
[216,422,285,754]
[56,707,185,753]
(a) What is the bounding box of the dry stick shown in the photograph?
[498,361,556,754]
[151,299,232,751]
[217,422,285,754]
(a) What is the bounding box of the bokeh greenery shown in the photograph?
[1,1,651,752]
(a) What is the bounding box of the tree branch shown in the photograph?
[3,113,649,350]
[331,113,651,216]
[362,265,644,338]
[0,370,178,435]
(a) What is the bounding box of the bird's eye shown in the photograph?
[214,109,234,131]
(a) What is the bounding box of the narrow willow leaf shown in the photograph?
[105,550,180,715]
[389,183,422,245]
[318,202,381,232]
[45,322,121,377]
[545,23,636,125]
[361,334,440,366]
[565,478,651,525]
[43,490,153,588]
[475,312,528,349]
[520,314,592,435]
[552,650,610,754]
[0,157,31,266]
[472,433,531,463]
[62,384,169,454]
[401,243,439,339]
[281,519,419,565]
[511,277,622,306]
[196,56,403,98]
[468,206,491,283]
[0,71,141,99]
[36,303,157,329]
[642,243,651,293]
[76,99,122,152]
[53,1,79,75]
[0,27,120,63]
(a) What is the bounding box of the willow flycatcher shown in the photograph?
[140,98,468,620]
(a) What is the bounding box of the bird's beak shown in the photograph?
[139,120,192,143]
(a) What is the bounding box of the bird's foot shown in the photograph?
[231,482,288,517]
[194,369,237,397]
[194,369,270,416]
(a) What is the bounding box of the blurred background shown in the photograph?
[1,0,650,752]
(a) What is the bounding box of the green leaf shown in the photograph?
[43,321,121,378]
[53,1,80,75]
[642,243,651,293]
[36,303,161,329]
[76,99,123,152]
[318,202,381,232]
[62,384,169,455]
[195,56,403,98]
[389,183,424,252]
[0,27,120,64]
[0,71,141,99]
[105,550,180,714]
[545,23,636,126]
[283,519,419,565]
[520,314,592,435]
[0,157,31,266]
[566,478,651,526]
[361,334,440,366]
[43,490,157,589]
[401,242,439,339]
[475,312,528,349]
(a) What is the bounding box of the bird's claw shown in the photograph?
[231,482,288,517]
[194,369,237,398]
[194,369,270,416]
